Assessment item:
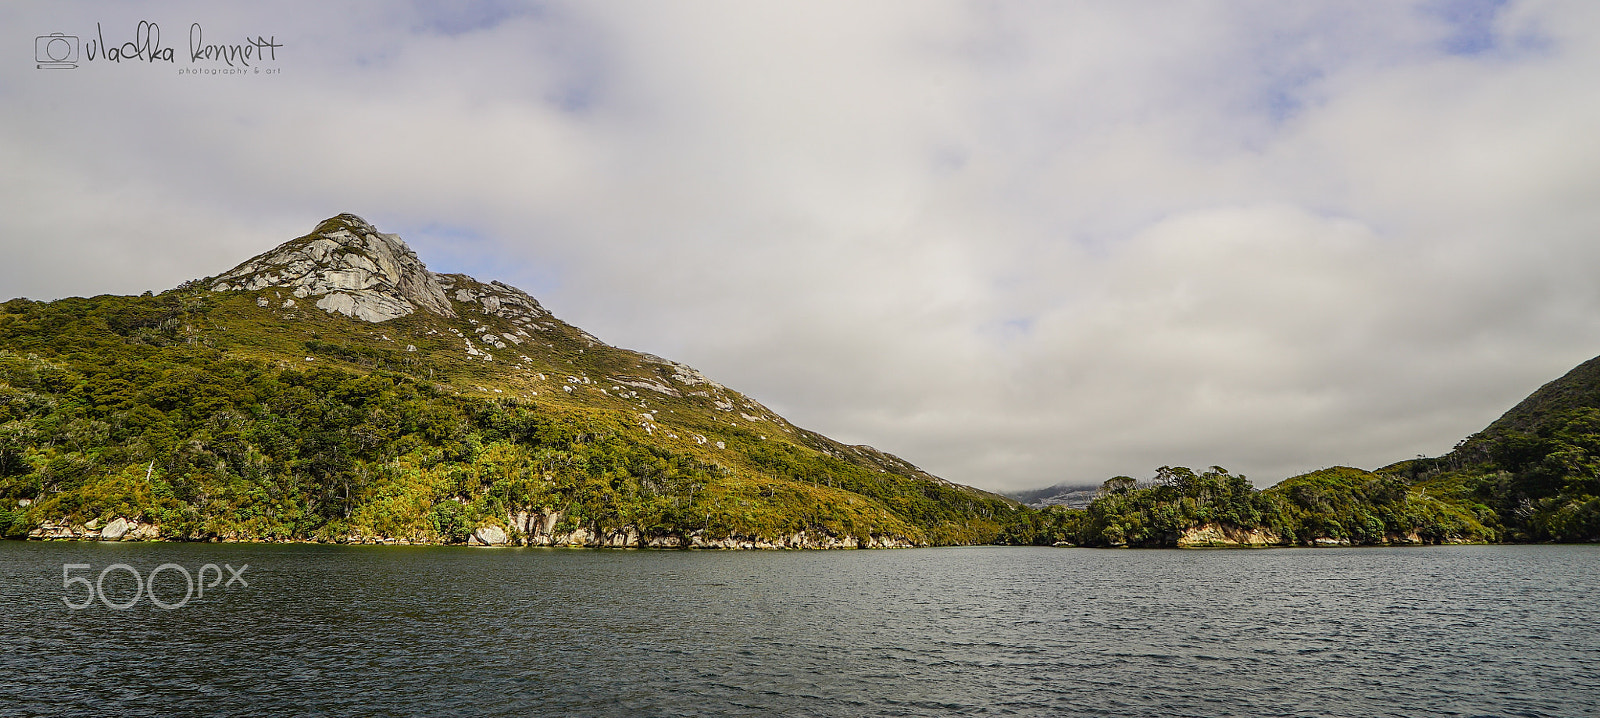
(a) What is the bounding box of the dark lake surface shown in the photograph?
[0,542,1595,717]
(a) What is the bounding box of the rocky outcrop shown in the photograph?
[28,522,76,540]
[1299,531,1471,546]
[100,517,131,540]
[436,274,555,327]
[469,525,508,546]
[502,509,916,549]
[210,214,456,323]
[29,518,159,541]
[508,509,562,539]
[1176,524,1283,548]
[1385,531,1425,545]
[684,531,917,549]
[23,515,915,549]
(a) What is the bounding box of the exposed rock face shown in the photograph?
[436,274,554,327]
[100,517,130,540]
[28,522,76,540]
[210,214,456,323]
[469,525,508,546]
[497,509,915,549]
[27,513,913,549]
[1387,531,1425,545]
[509,510,562,538]
[30,518,158,541]
[1176,523,1283,548]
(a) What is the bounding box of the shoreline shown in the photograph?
[7,533,1524,550]
[18,520,924,550]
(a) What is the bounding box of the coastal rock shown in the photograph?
[508,511,535,536]
[566,527,594,546]
[1386,531,1425,545]
[600,529,639,547]
[18,517,917,549]
[506,509,564,545]
[469,525,508,546]
[209,214,456,323]
[1176,524,1282,548]
[676,530,914,550]
[28,522,76,540]
[100,517,131,541]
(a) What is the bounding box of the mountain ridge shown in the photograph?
[210,214,457,323]
[0,214,1016,547]
[6,212,1595,548]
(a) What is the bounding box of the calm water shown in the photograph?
[0,543,1595,717]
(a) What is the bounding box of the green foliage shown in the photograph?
[1269,467,1491,544]
[0,290,1018,546]
[427,500,470,543]
[740,438,1013,545]
[1391,406,1600,542]
[1053,466,1293,547]
[1015,351,1600,548]
[1011,465,1496,548]
[40,254,1600,550]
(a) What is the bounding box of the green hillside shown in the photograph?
[6,213,1597,549]
[1010,464,1497,548]
[0,215,1018,547]
[1383,358,1600,542]
[1008,360,1600,547]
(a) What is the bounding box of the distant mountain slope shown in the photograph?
[1006,482,1100,509]
[1386,355,1600,542]
[1019,352,1600,547]
[0,214,1018,547]
[1475,355,1600,438]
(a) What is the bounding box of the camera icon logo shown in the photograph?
[36,32,79,69]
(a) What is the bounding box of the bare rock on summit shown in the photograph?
[209,213,456,323]
[435,273,557,328]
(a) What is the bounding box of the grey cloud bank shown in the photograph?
[3,1,1598,492]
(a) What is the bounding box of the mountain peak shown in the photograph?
[209,214,456,323]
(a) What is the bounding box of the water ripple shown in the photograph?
[1,543,1597,716]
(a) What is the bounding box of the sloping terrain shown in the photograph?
[0,214,1019,547]
[1018,357,1600,547]
[1007,482,1100,509]
[1384,357,1600,542]
[9,213,1594,549]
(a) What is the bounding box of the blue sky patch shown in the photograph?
[411,0,539,37]
[1428,0,1507,56]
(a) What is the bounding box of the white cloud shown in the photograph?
[3,1,1598,491]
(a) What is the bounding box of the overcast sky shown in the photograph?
[4,1,1599,492]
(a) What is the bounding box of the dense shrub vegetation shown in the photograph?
[1005,465,1496,547]
[3,288,1597,547]
[0,292,1012,544]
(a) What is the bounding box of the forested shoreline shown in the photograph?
[3,288,1597,549]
